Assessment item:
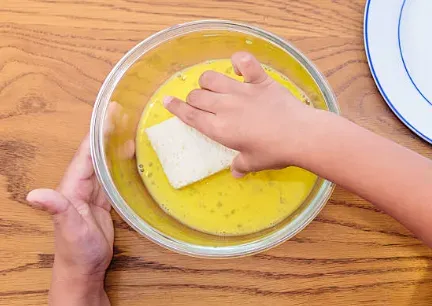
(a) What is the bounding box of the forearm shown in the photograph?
[299,110,432,245]
[50,261,110,306]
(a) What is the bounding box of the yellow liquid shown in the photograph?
[136,59,316,236]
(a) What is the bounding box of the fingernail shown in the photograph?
[26,192,35,203]
[163,96,174,108]
[231,170,245,178]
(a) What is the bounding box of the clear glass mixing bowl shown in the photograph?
[90,20,339,258]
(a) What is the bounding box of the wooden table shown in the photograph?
[1,0,431,305]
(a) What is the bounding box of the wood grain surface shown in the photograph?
[1,0,431,305]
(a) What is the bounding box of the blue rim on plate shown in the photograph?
[398,0,432,107]
[364,0,432,144]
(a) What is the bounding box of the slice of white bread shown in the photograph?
[145,117,237,189]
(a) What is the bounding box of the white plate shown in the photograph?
[364,0,432,144]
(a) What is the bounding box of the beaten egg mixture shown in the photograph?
[136,59,316,236]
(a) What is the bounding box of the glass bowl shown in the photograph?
[90,20,339,258]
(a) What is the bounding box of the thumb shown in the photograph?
[231,153,254,178]
[231,52,268,84]
[27,188,70,215]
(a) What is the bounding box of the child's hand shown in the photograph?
[165,53,432,249]
[163,52,317,177]
[27,135,112,305]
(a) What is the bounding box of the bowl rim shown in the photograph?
[90,19,339,258]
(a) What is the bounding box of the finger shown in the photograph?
[91,205,114,245]
[58,134,94,197]
[64,134,93,180]
[118,139,135,160]
[163,96,217,137]
[199,70,242,93]
[104,101,119,138]
[27,188,71,215]
[186,89,221,113]
[94,183,112,212]
[231,154,254,178]
[231,52,268,84]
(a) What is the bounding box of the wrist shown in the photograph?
[290,108,339,170]
[52,252,108,281]
[50,259,108,306]
[52,262,106,286]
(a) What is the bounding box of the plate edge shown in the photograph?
[363,0,432,144]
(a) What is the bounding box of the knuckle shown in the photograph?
[199,70,217,87]
[213,120,229,134]
[241,54,254,66]
[186,89,201,104]
[203,121,218,138]
[241,59,256,74]
[240,51,254,61]
[237,155,253,172]
[184,108,198,124]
